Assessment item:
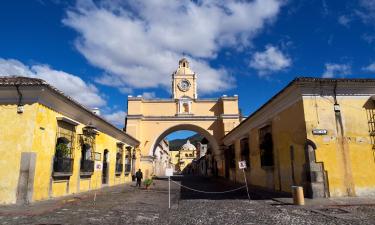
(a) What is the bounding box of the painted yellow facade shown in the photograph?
[0,77,139,205]
[126,58,240,179]
[223,78,375,198]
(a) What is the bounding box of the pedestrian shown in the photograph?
[135,169,143,188]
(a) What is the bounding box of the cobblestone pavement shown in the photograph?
[1,176,375,225]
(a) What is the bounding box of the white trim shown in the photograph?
[56,116,79,126]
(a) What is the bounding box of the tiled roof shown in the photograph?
[224,76,375,140]
[0,76,47,85]
[0,76,139,145]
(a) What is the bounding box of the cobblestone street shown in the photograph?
[1,176,375,225]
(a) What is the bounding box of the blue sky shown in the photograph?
[1,0,375,133]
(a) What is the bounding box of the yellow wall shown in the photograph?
[226,93,375,197]
[0,103,38,204]
[303,96,375,197]
[227,99,307,193]
[0,103,134,205]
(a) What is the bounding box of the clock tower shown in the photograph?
[172,58,197,99]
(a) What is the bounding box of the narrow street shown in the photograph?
[1,176,375,225]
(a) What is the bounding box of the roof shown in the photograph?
[224,76,375,140]
[0,76,140,146]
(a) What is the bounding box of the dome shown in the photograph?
[181,140,196,151]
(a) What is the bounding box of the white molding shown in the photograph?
[56,116,79,126]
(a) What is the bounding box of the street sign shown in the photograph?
[312,129,328,135]
[238,160,247,169]
[165,168,173,177]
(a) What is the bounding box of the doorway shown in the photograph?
[102,149,109,185]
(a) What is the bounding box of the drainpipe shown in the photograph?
[333,81,355,196]
[15,85,24,113]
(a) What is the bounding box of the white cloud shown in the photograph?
[322,63,351,78]
[63,0,283,94]
[357,0,375,24]
[0,58,106,108]
[142,92,156,99]
[338,15,351,27]
[363,62,375,72]
[249,45,291,76]
[102,110,126,127]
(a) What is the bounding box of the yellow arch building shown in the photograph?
[125,58,241,178]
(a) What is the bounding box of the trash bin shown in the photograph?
[132,175,136,181]
[291,186,304,205]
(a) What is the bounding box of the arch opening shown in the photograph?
[149,124,220,176]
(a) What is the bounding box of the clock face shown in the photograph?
[178,79,191,92]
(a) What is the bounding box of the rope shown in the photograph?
[170,179,246,194]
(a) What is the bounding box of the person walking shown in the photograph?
[135,169,143,188]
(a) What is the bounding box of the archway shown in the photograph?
[149,124,220,157]
[149,124,220,177]
[125,58,241,178]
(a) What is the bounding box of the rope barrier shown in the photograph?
[170,179,246,194]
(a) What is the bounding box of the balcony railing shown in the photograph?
[53,157,73,177]
[115,163,123,175]
[80,159,94,176]
[125,164,131,173]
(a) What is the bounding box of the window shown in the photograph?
[259,125,274,167]
[53,121,76,177]
[115,144,123,175]
[228,144,236,169]
[183,103,189,113]
[80,144,94,175]
[124,146,132,173]
[240,138,250,167]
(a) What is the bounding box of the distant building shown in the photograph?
[178,140,197,173]
[0,77,139,205]
[153,139,171,177]
[169,151,181,172]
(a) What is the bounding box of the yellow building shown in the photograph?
[170,151,180,172]
[178,140,197,173]
[0,76,139,205]
[153,139,171,177]
[126,58,240,179]
[223,77,375,198]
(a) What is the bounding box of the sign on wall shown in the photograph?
[312,129,328,135]
[238,161,247,169]
[165,168,173,177]
[94,152,101,161]
[95,161,103,171]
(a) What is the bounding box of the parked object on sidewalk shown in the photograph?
[292,186,305,205]
[144,178,153,189]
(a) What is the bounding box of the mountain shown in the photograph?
[168,133,204,151]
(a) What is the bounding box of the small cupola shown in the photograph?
[179,58,190,68]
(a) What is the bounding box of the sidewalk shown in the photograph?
[0,179,180,217]
[273,196,375,207]
[0,184,121,216]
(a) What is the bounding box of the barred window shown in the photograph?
[228,144,236,169]
[240,138,250,167]
[55,121,75,159]
[259,125,274,167]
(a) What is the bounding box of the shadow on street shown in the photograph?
[168,175,291,200]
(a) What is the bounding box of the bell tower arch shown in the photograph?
[172,58,197,99]
[126,58,240,178]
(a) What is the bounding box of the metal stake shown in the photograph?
[242,168,251,201]
[168,176,171,209]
